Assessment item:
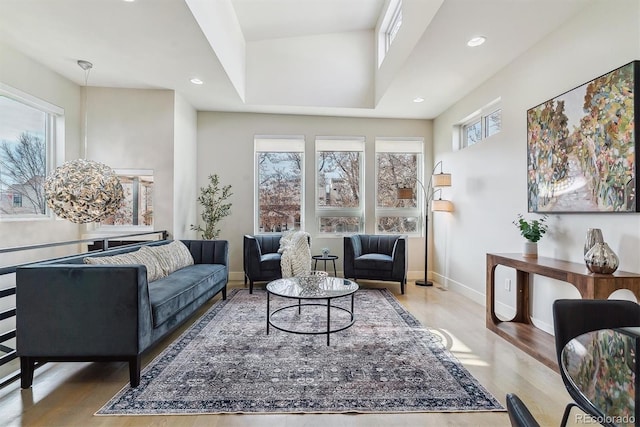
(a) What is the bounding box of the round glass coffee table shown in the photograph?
[266,276,358,345]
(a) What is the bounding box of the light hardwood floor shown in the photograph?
[1,280,584,427]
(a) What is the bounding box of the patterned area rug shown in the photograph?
[97,289,504,415]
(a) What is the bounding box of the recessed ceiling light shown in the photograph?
[123,0,135,2]
[413,97,425,103]
[467,36,486,47]
[190,78,204,85]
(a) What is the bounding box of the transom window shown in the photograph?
[0,83,64,220]
[255,136,305,233]
[315,137,364,234]
[377,0,403,67]
[375,138,422,234]
[458,98,502,149]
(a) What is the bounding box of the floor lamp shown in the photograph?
[397,161,453,286]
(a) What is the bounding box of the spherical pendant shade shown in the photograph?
[45,159,124,223]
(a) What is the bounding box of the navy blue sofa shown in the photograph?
[16,239,228,388]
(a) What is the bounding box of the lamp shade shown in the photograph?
[396,187,414,200]
[432,173,452,187]
[45,159,124,223]
[432,199,454,212]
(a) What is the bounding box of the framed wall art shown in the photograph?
[526,60,639,213]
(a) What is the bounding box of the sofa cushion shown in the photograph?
[354,253,393,271]
[83,249,165,282]
[148,264,226,327]
[260,252,281,271]
[141,240,194,276]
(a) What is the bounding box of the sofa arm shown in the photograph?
[391,236,408,282]
[16,265,153,357]
[343,236,362,279]
[243,235,263,280]
[181,240,229,266]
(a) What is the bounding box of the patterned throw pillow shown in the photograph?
[141,240,194,276]
[83,248,165,282]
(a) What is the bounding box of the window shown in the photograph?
[0,83,64,220]
[375,138,422,234]
[255,136,305,233]
[458,99,501,149]
[99,170,154,228]
[316,137,364,234]
[377,0,402,67]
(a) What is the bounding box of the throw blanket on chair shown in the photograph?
[280,231,311,278]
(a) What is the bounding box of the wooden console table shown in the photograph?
[486,253,640,372]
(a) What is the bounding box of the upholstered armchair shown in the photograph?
[243,234,283,293]
[343,234,408,294]
[243,233,312,293]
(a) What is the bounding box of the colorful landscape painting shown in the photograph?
[527,61,638,212]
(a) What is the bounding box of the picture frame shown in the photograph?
[526,61,639,213]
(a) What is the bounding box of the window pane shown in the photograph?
[485,109,502,137]
[319,216,362,233]
[377,216,418,233]
[317,151,360,208]
[464,120,482,147]
[101,173,154,226]
[0,95,47,217]
[258,152,302,233]
[376,153,418,208]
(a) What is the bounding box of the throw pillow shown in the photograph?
[141,240,194,276]
[83,249,165,282]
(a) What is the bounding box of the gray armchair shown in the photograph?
[343,234,408,294]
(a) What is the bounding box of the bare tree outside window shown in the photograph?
[317,151,360,207]
[376,152,420,233]
[258,152,302,232]
[0,94,48,217]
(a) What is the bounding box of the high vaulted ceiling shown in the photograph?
[0,0,594,119]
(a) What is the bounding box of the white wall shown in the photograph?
[85,87,176,237]
[433,0,640,333]
[0,42,81,266]
[246,30,374,109]
[196,112,432,278]
[173,92,198,239]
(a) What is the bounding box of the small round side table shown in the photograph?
[312,254,339,276]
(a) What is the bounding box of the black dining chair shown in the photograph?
[552,298,640,427]
[506,393,540,427]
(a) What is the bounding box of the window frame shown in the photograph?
[377,0,403,67]
[374,138,423,236]
[254,135,305,234]
[95,168,154,232]
[315,137,365,236]
[457,98,502,150]
[0,82,64,221]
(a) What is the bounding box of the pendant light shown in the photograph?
[44,60,123,223]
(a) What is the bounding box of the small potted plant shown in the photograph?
[513,214,549,257]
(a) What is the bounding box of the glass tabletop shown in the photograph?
[266,276,358,299]
[562,328,638,426]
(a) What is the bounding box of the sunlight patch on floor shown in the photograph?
[429,328,489,367]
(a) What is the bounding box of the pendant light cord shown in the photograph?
[77,59,93,160]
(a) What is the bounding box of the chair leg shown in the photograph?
[401,281,405,294]
[560,402,578,427]
[129,355,141,387]
[20,357,35,389]
[250,280,254,294]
